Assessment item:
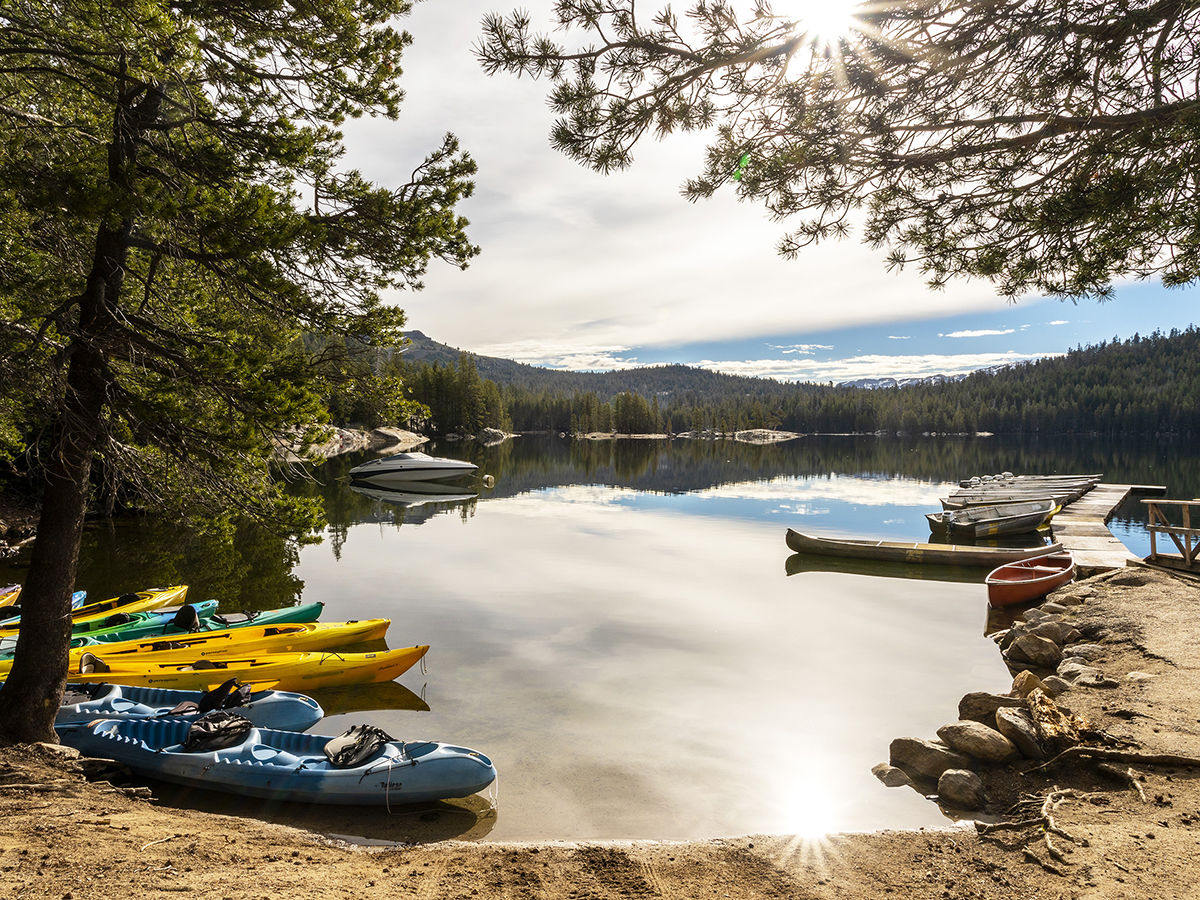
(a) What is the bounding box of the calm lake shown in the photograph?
[4,434,1196,843]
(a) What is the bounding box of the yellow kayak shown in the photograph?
[0,585,188,633]
[0,619,390,676]
[73,644,429,692]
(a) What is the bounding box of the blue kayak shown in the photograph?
[0,590,87,627]
[58,717,497,806]
[55,683,324,731]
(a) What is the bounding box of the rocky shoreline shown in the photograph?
[2,565,1199,897]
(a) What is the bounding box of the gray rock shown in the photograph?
[1074,671,1120,688]
[871,763,913,787]
[1005,634,1064,669]
[1062,628,1083,644]
[998,622,1028,650]
[1053,593,1086,606]
[990,628,1010,645]
[938,769,986,810]
[1063,643,1106,660]
[1042,676,1074,695]
[1029,620,1073,644]
[1127,671,1159,682]
[1020,608,1051,623]
[959,692,1025,724]
[937,721,1018,762]
[889,737,970,781]
[1057,661,1105,682]
[476,427,509,445]
[1040,601,1073,615]
[995,707,1045,759]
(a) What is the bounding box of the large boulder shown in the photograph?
[936,721,1018,762]
[938,769,986,810]
[1005,634,1064,669]
[959,692,1025,724]
[996,707,1045,759]
[476,427,509,445]
[1030,620,1080,645]
[889,737,970,781]
[997,623,1028,650]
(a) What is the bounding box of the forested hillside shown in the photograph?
[385,328,1200,437]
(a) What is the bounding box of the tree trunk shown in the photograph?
[0,59,156,744]
[0,344,105,744]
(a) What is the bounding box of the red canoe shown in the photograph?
[985,551,1076,608]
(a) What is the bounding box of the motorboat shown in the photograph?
[349,481,478,509]
[348,451,477,485]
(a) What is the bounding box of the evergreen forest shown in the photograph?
[370,327,1200,438]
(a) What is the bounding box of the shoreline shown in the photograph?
[3,565,1199,896]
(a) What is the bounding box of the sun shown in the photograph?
[793,0,863,44]
[752,0,867,50]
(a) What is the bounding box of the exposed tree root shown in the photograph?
[1034,746,1200,773]
[977,786,1093,871]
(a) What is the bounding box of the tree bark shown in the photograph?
[0,237,121,743]
[0,56,160,744]
[0,370,101,743]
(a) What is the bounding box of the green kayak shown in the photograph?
[2,601,326,660]
[69,600,325,641]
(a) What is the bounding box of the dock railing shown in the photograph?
[1141,499,1200,569]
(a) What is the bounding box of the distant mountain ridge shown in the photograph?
[400,330,976,394]
[395,327,1200,436]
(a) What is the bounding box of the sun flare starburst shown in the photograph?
[789,0,864,47]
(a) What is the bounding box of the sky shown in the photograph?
[338,1,1199,384]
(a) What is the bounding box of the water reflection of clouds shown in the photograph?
[687,474,955,506]
[300,495,1010,841]
[504,475,954,510]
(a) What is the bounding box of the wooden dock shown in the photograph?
[1053,483,1166,576]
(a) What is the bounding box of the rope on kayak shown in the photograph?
[419,654,427,676]
[485,772,500,817]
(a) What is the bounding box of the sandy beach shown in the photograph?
[3,564,1199,898]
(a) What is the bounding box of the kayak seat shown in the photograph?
[78,653,110,675]
[237,744,302,767]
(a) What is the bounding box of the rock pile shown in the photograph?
[877,577,1119,811]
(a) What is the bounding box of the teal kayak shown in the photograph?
[69,600,324,641]
[1,601,327,660]
[68,600,221,638]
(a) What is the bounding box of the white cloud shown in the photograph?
[887,335,911,340]
[769,343,835,355]
[1048,320,1069,326]
[690,350,1058,383]
[938,328,1017,338]
[347,1,1033,358]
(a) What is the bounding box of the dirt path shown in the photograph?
[3,566,1199,899]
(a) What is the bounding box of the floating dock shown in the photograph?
[1054,483,1166,576]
